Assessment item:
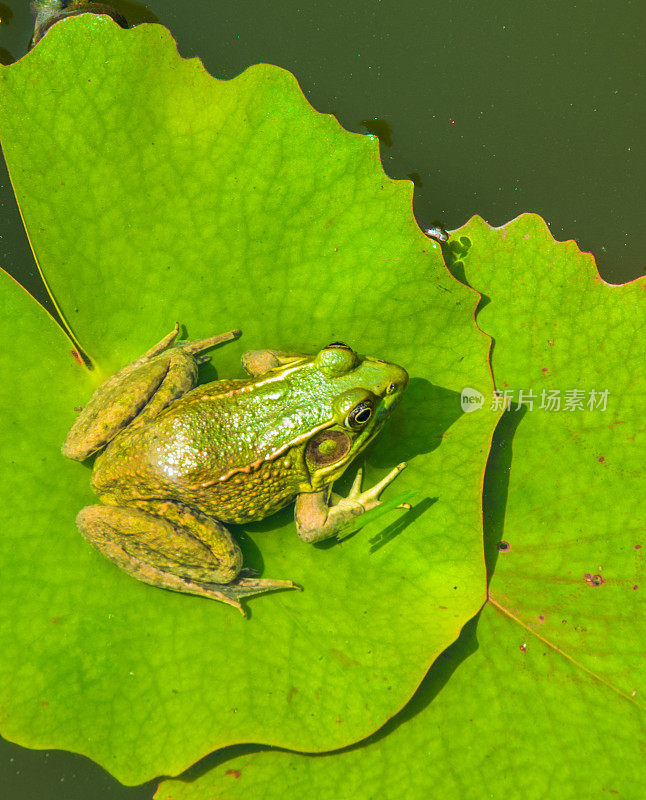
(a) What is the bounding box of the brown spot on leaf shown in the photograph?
[329,648,362,668]
[635,544,642,550]
[286,686,297,704]
[519,643,527,652]
[497,541,511,552]
[584,573,605,586]
[70,349,84,366]
[538,615,545,622]
[225,769,241,779]
[598,456,605,462]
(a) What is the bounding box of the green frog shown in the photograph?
[63,326,409,613]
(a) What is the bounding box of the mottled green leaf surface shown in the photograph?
[0,18,497,784]
[162,216,645,798]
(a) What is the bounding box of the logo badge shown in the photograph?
[461,387,485,413]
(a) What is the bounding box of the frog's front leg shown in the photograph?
[295,462,408,543]
[77,500,298,614]
[62,325,239,461]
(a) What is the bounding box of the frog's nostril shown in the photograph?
[386,368,409,400]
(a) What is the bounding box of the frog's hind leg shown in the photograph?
[76,501,298,614]
[179,329,242,361]
[62,326,240,462]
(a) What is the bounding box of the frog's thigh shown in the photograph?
[77,503,243,592]
[62,348,198,461]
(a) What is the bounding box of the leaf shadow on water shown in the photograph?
[109,0,159,25]
[174,401,527,785]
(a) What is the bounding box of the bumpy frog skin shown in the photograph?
[62,326,409,613]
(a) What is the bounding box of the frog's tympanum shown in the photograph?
[63,327,409,613]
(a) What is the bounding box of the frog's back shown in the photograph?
[91,377,308,523]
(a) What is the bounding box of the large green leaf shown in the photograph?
[456,215,645,696]
[0,18,497,784]
[161,215,645,798]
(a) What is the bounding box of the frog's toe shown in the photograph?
[225,577,302,598]
[181,329,241,356]
[348,462,407,509]
[203,577,301,615]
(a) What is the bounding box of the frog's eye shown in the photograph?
[346,400,373,429]
[333,388,376,427]
[385,382,397,395]
[316,344,358,376]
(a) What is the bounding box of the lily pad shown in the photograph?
[455,215,645,697]
[159,215,645,798]
[0,18,497,784]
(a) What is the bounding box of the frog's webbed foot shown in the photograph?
[76,502,298,615]
[62,325,240,461]
[295,462,408,543]
[201,576,302,614]
[145,574,300,615]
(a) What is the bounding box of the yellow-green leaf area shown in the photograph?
[0,18,497,785]
[164,216,645,798]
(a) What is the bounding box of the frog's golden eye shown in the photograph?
[333,388,376,427]
[347,400,373,428]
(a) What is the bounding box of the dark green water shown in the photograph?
[1,1,644,797]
